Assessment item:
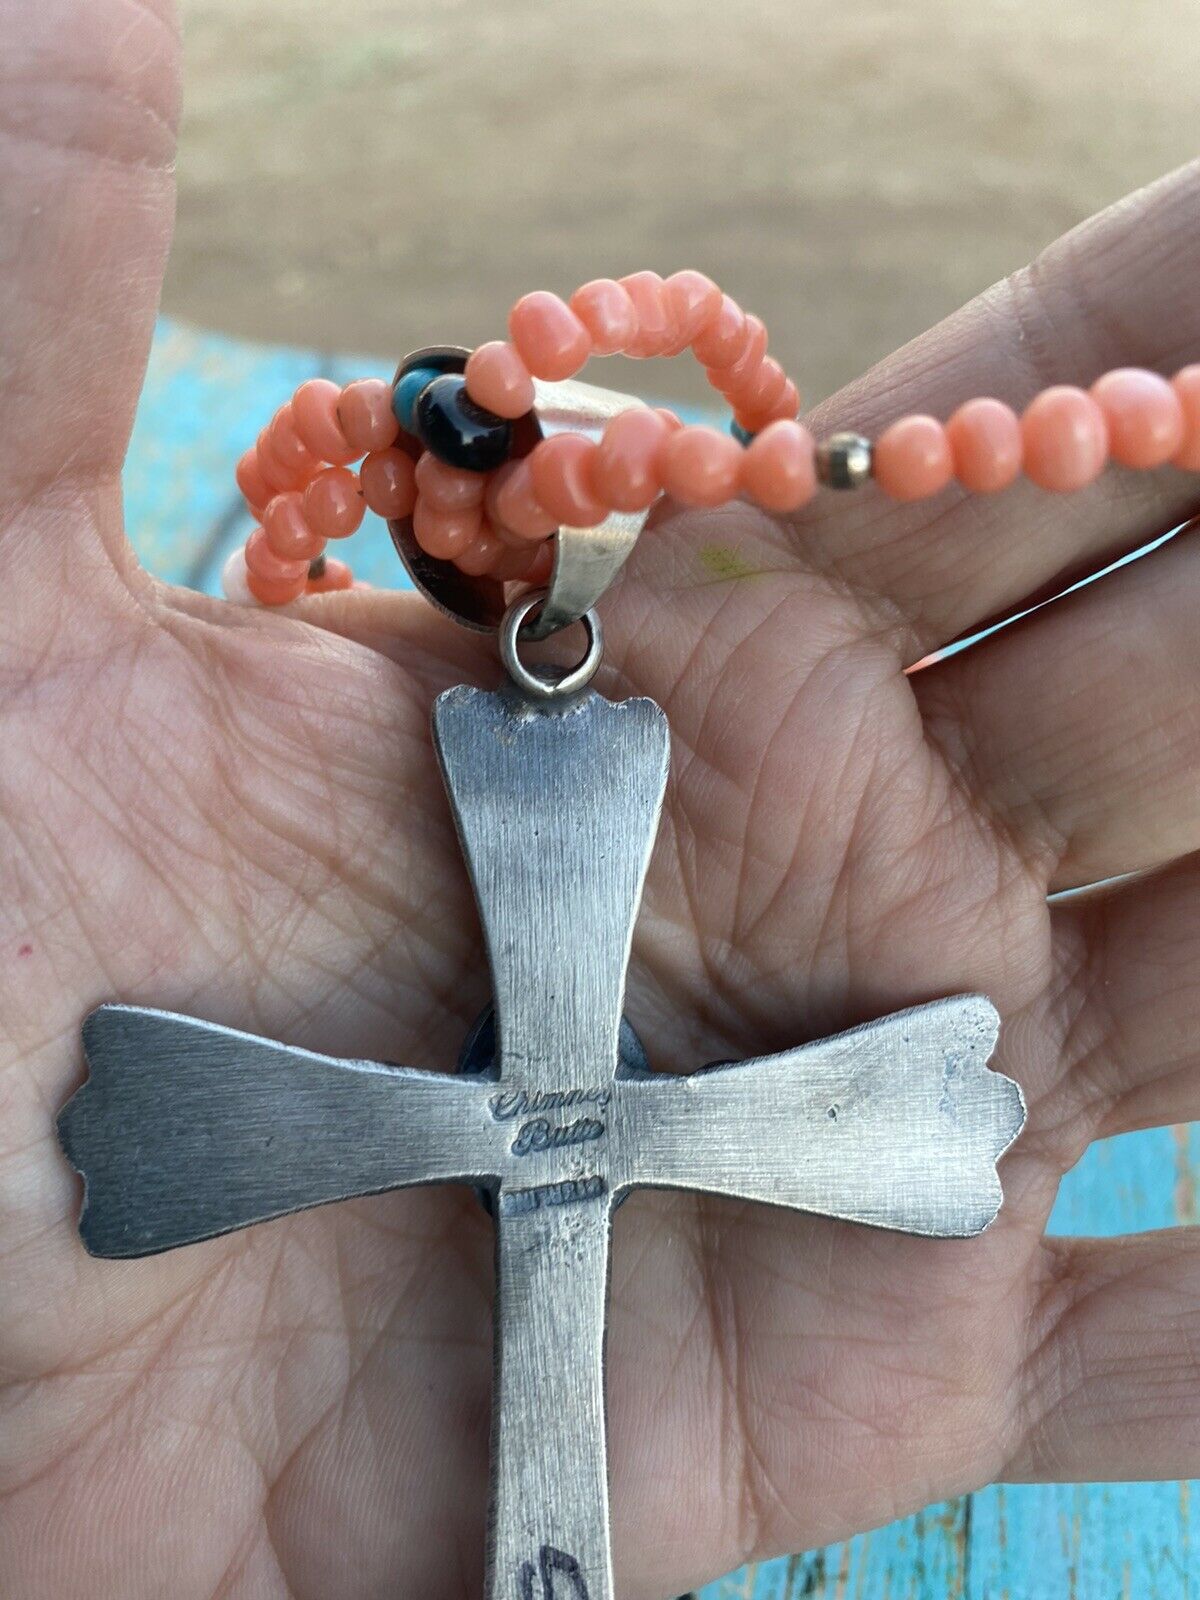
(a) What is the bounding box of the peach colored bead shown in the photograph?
[873,414,954,501]
[465,341,536,420]
[1090,367,1184,469]
[1021,386,1109,492]
[415,450,487,511]
[269,406,318,478]
[524,541,555,586]
[455,527,506,577]
[529,434,609,527]
[739,419,817,512]
[487,459,558,542]
[569,279,639,355]
[710,315,768,397]
[732,356,789,425]
[491,541,542,580]
[291,378,356,465]
[591,407,670,512]
[360,447,417,519]
[691,295,747,367]
[619,271,671,358]
[775,379,801,421]
[413,499,481,560]
[236,448,271,512]
[655,407,684,433]
[264,492,326,562]
[302,467,365,539]
[245,526,309,585]
[945,398,1022,493]
[1171,365,1200,470]
[337,379,400,456]
[256,429,303,494]
[508,291,592,382]
[663,270,722,355]
[660,425,743,507]
[247,567,308,606]
[307,558,354,594]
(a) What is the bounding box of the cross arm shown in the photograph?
[612,995,1025,1237]
[58,1005,503,1258]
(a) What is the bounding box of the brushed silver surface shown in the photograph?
[57,681,1026,1600]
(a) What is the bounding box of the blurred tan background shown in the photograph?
[166,0,1200,407]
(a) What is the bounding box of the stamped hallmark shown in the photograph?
[511,1115,605,1157]
[499,1176,606,1216]
[518,1543,590,1599]
[490,1086,611,1121]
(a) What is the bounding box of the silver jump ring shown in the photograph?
[499,591,603,701]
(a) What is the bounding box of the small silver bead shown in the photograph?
[816,431,873,489]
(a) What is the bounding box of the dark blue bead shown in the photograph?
[730,419,755,446]
[414,374,513,474]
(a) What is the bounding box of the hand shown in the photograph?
[4,7,1200,1596]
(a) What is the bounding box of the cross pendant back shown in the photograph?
[58,679,1025,1600]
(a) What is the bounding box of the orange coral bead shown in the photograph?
[523,541,555,587]
[710,316,768,397]
[663,270,722,355]
[691,295,747,367]
[337,379,400,456]
[591,407,670,512]
[236,448,271,513]
[1171,365,1200,470]
[412,499,482,560]
[256,429,303,494]
[360,447,417,519]
[291,378,356,465]
[307,557,354,594]
[774,379,801,421]
[529,434,609,527]
[660,425,743,507]
[1021,386,1109,491]
[873,414,954,501]
[569,279,639,355]
[732,356,789,427]
[465,341,536,420]
[245,526,309,585]
[1090,367,1184,468]
[415,451,487,510]
[455,526,507,577]
[487,459,558,542]
[302,467,365,539]
[246,567,309,606]
[739,419,816,512]
[945,398,1022,493]
[509,291,592,382]
[269,405,318,478]
[264,491,326,562]
[619,271,672,358]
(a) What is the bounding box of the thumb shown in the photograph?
[0,0,180,508]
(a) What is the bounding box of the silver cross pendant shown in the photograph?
[57,363,1026,1600]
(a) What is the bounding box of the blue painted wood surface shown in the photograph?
[126,318,1199,1600]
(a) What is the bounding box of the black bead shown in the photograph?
[414,373,513,473]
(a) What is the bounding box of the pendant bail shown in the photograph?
[388,346,651,639]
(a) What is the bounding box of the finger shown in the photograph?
[1049,854,1200,1140]
[915,522,1200,889]
[0,0,179,508]
[1010,1231,1200,1483]
[784,160,1200,655]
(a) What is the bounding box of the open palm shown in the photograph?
[4,7,1200,1597]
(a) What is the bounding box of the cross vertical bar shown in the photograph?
[488,1193,615,1600]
